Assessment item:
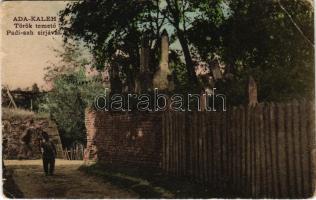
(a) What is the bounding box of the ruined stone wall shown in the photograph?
[2,109,63,159]
[84,108,162,168]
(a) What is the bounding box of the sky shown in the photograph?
[1,1,69,90]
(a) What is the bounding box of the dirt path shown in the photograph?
[4,159,139,199]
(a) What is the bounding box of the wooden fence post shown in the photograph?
[301,99,312,197]
[292,100,302,197]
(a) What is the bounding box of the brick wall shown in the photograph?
[84,108,162,168]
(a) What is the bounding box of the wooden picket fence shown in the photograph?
[62,143,84,160]
[161,100,315,198]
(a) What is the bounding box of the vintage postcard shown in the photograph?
[1,0,315,199]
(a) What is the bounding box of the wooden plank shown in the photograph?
[228,109,234,192]
[215,111,221,188]
[205,112,209,183]
[254,105,261,197]
[183,114,187,175]
[226,110,231,189]
[180,113,183,176]
[208,112,216,186]
[269,103,279,197]
[193,112,198,179]
[170,112,175,175]
[170,112,173,174]
[166,113,169,172]
[218,111,224,188]
[250,106,256,197]
[195,112,200,180]
[174,112,177,175]
[178,112,182,176]
[239,106,246,195]
[238,107,243,192]
[208,112,214,188]
[204,113,210,184]
[231,108,236,192]
[258,104,266,197]
[276,103,288,198]
[201,112,206,183]
[285,102,296,198]
[177,112,180,176]
[234,108,239,193]
[186,113,191,176]
[162,113,166,171]
[198,113,203,182]
[263,103,273,197]
[189,113,193,178]
[197,113,200,181]
[192,112,196,179]
[292,100,302,197]
[183,113,187,176]
[299,99,310,198]
[234,108,240,191]
[178,113,181,175]
[179,112,183,176]
[6,88,17,109]
[190,112,194,178]
[307,100,315,196]
[196,112,201,181]
[245,106,251,196]
[167,112,172,173]
[172,112,175,175]
[173,112,176,175]
[180,112,183,176]
[169,112,173,174]
[236,108,242,191]
[213,111,218,189]
[221,110,228,190]
[202,112,208,183]
[66,148,70,160]
[164,113,167,172]
[165,113,168,172]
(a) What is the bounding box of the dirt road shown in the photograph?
[4,159,138,199]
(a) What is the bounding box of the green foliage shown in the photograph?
[39,68,104,146]
[59,0,314,106]
[60,0,226,90]
[189,0,314,104]
[39,44,104,146]
[60,0,158,92]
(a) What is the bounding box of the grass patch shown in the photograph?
[79,163,216,199]
[2,107,49,120]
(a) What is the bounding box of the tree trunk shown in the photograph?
[176,29,199,88]
[165,0,200,90]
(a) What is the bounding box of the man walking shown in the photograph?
[40,132,57,176]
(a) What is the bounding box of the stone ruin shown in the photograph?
[248,75,258,107]
[2,108,63,159]
[152,30,174,91]
[134,29,175,94]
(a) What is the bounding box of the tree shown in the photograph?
[31,83,40,93]
[59,0,225,91]
[59,0,314,105]
[188,0,314,105]
[39,44,105,146]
